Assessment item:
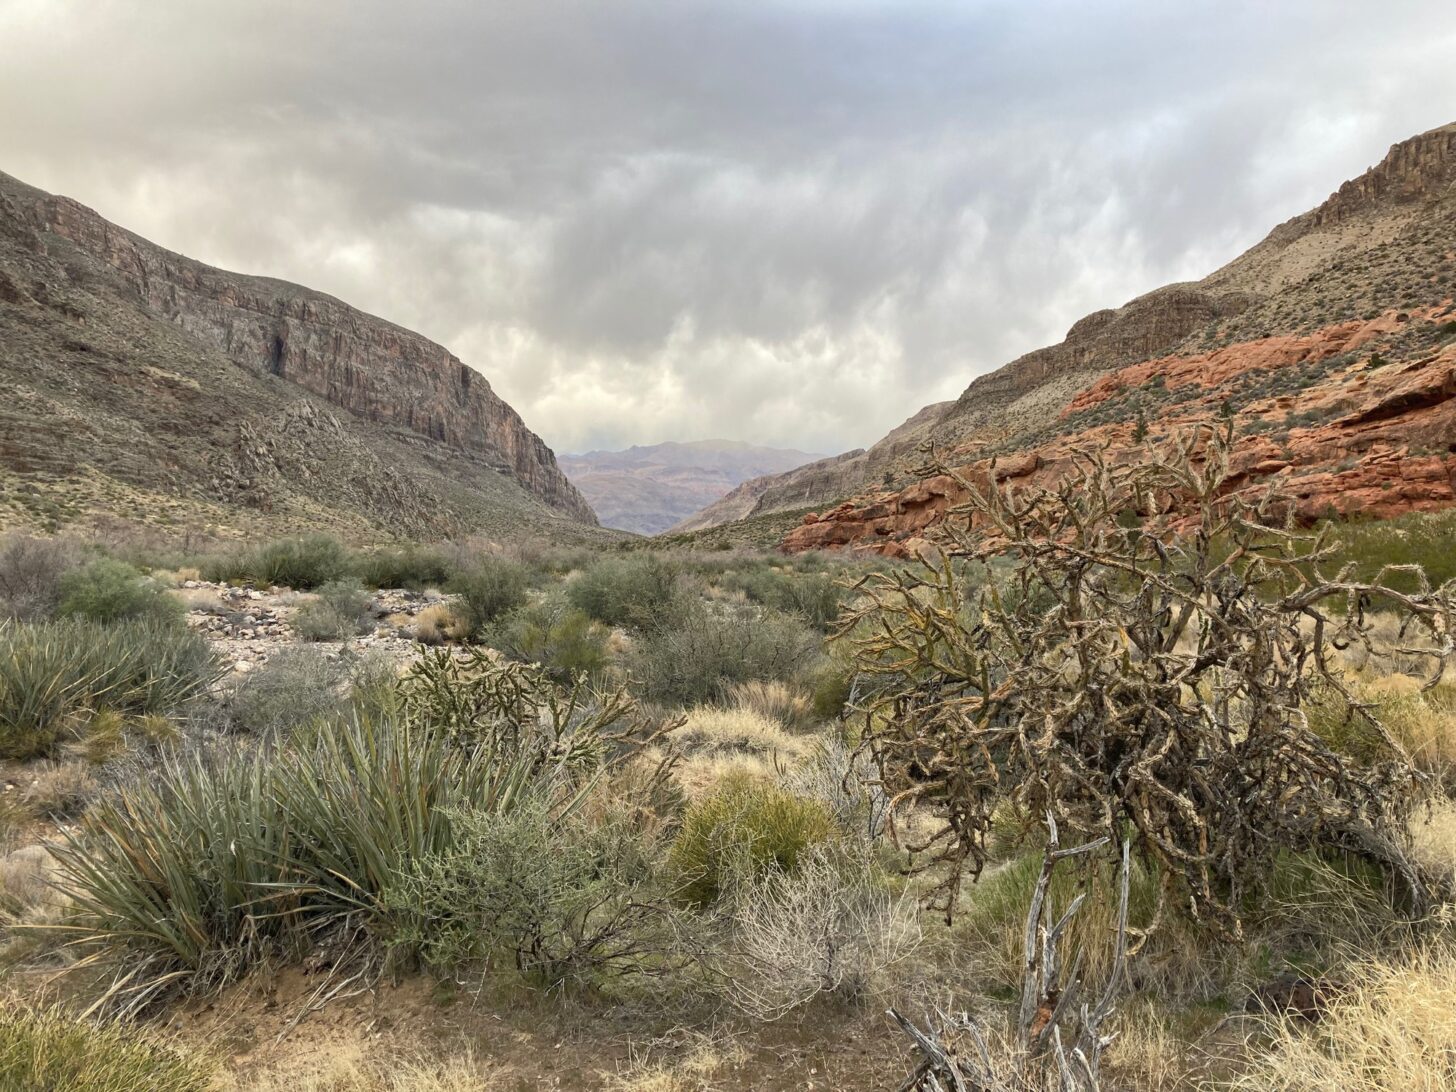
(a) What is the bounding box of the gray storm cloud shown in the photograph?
[1,0,1452,453]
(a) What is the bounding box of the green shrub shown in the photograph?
[291,579,373,641]
[567,554,691,631]
[449,557,528,636]
[0,534,83,621]
[57,558,182,625]
[630,606,820,707]
[495,596,610,681]
[1319,508,1456,592]
[200,533,351,590]
[0,1000,213,1092]
[667,772,834,906]
[383,802,671,987]
[354,544,456,590]
[725,568,846,631]
[0,619,220,760]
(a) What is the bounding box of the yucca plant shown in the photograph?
[50,713,598,1013]
[0,619,220,759]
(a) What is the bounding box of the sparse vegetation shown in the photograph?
[291,578,374,640]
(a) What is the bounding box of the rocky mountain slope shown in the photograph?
[560,440,821,534]
[702,122,1456,554]
[0,170,599,541]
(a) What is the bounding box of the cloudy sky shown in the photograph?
[2,1,1452,455]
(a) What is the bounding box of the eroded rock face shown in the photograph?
[9,185,595,524]
[783,313,1456,556]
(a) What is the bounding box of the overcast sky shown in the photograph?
[2,1,1452,454]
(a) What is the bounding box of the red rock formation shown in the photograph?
[784,313,1456,556]
[7,184,595,524]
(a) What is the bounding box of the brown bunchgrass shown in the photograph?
[1234,944,1456,1091]
[727,680,815,733]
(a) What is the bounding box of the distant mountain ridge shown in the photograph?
[0,169,602,540]
[559,439,823,534]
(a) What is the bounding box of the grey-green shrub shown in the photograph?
[449,556,528,635]
[292,579,373,641]
[0,534,83,621]
[383,801,671,986]
[567,554,690,631]
[221,647,347,734]
[630,605,820,706]
[57,558,182,626]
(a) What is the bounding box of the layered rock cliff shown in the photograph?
[0,170,594,526]
[0,169,601,540]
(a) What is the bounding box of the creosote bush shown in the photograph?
[493,595,611,681]
[567,554,691,632]
[631,605,820,707]
[383,801,675,988]
[448,556,528,636]
[57,557,183,625]
[846,426,1454,930]
[201,533,351,590]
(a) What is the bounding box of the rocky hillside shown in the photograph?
[0,170,599,541]
[723,121,1456,555]
[560,440,821,534]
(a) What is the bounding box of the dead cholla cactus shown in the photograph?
[892,818,1130,1092]
[844,425,1454,932]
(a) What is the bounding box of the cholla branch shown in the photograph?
[891,824,1131,1091]
[844,424,1451,929]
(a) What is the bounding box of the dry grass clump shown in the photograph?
[0,998,213,1091]
[676,705,809,760]
[0,844,63,920]
[604,1033,748,1092]
[668,706,815,801]
[229,1044,497,1092]
[17,759,99,819]
[726,679,815,732]
[1234,944,1456,1091]
[1410,797,1456,884]
[411,602,468,645]
[715,842,921,1020]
